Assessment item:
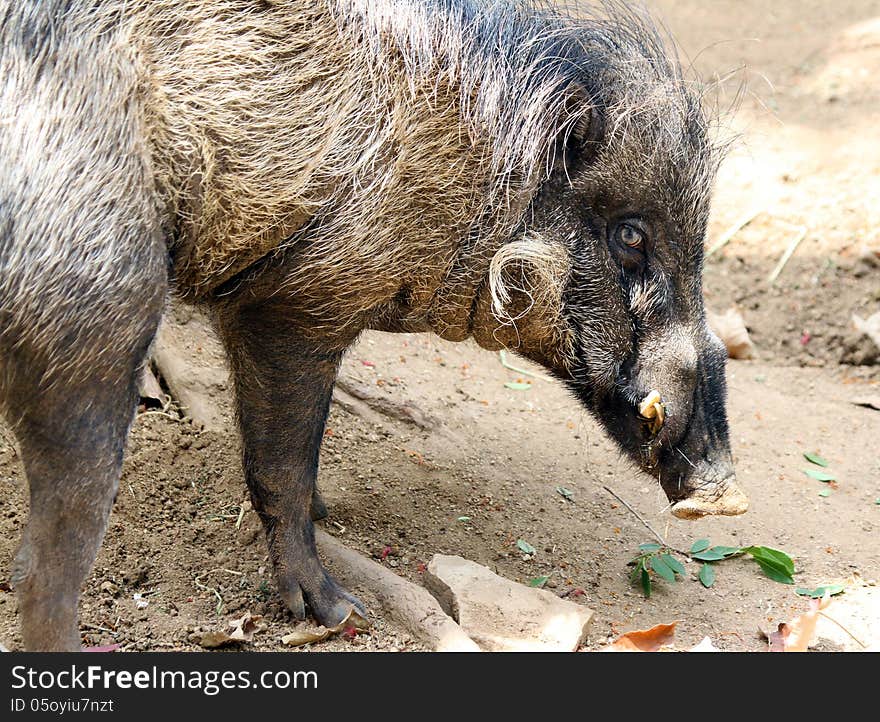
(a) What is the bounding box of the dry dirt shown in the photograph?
[1,0,879,652]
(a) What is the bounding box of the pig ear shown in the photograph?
[559,83,601,160]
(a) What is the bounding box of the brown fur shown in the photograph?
[129,1,570,364]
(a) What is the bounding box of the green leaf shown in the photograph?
[640,568,652,598]
[753,560,794,584]
[803,468,836,482]
[638,543,662,553]
[691,549,728,562]
[710,546,742,558]
[818,489,831,498]
[457,516,470,522]
[743,546,795,574]
[803,452,829,467]
[742,546,795,584]
[555,486,574,501]
[875,498,880,505]
[650,555,676,583]
[516,539,536,555]
[528,576,549,588]
[796,584,844,599]
[629,561,643,584]
[699,563,716,588]
[505,381,531,391]
[690,538,711,554]
[661,553,686,576]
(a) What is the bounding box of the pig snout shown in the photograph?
[614,329,749,519]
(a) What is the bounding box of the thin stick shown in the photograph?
[499,350,553,382]
[817,611,868,649]
[767,226,808,283]
[706,208,762,258]
[82,623,118,636]
[235,504,247,530]
[602,485,690,556]
[137,410,181,422]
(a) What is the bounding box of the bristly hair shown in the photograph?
[334,0,718,214]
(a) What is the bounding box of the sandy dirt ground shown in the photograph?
[1,0,879,652]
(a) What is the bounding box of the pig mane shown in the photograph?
[334,0,712,208]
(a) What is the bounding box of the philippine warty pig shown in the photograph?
[0,0,747,650]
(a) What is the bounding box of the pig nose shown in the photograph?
[638,389,665,435]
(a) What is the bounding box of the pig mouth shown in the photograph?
[667,474,749,520]
[634,391,749,520]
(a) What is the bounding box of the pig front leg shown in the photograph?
[216,306,364,625]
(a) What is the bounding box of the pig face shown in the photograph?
[527,91,748,519]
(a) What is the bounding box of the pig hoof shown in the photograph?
[280,575,367,627]
[280,583,307,620]
[308,578,367,628]
[318,591,368,629]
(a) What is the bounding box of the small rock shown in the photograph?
[707,307,755,360]
[423,554,593,651]
[841,313,880,366]
[100,581,119,597]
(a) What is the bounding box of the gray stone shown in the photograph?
[424,554,594,652]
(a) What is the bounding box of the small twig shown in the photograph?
[767,225,808,283]
[499,350,553,382]
[603,485,690,556]
[706,208,763,258]
[137,410,181,423]
[82,623,118,636]
[817,611,868,649]
[235,503,248,529]
[331,520,347,534]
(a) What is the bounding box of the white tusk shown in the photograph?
[638,390,662,418]
[638,391,665,434]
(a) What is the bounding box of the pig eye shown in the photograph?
[615,223,645,249]
[608,219,648,272]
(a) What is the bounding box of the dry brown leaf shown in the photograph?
[767,595,834,652]
[280,627,334,647]
[281,608,370,648]
[197,611,265,649]
[197,631,236,649]
[228,611,264,642]
[707,307,755,360]
[603,622,678,652]
[137,365,167,406]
